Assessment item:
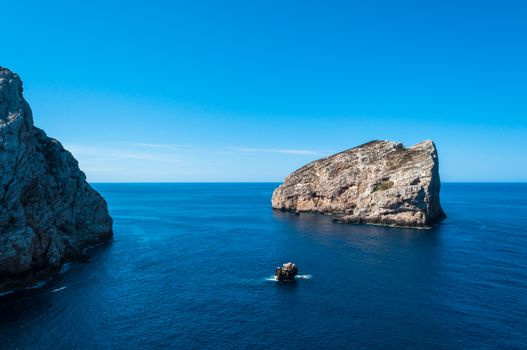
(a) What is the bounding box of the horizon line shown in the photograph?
[89,181,527,184]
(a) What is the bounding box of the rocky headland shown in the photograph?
[272,140,446,228]
[0,67,113,291]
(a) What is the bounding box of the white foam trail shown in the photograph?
[0,290,15,297]
[25,281,47,290]
[0,280,52,297]
[51,286,67,293]
[296,274,312,279]
[265,275,313,281]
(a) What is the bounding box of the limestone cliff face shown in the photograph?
[0,67,112,286]
[272,140,446,228]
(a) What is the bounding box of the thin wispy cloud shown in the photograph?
[234,147,321,155]
[129,142,182,150]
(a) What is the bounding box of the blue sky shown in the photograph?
[2,0,526,182]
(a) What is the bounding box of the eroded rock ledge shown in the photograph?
[0,67,113,291]
[272,140,446,228]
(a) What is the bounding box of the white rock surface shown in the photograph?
[272,140,446,228]
[0,67,112,286]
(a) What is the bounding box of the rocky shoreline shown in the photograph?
[0,67,113,291]
[0,239,109,293]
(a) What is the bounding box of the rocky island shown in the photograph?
[272,140,446,228]
[275,262,298,282]
[0,67,113,291]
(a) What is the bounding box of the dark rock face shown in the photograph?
[0,67,113,290]
[275,262,298,281]
[272,140,446,228]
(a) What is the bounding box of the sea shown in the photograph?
[0,183,526,349]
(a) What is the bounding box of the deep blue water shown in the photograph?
[1,183,526,349]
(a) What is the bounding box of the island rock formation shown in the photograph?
[275,262,298,281]
[272,140,446,228]
[0,67,113,290]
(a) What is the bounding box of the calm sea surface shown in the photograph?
[0,183,526,349]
